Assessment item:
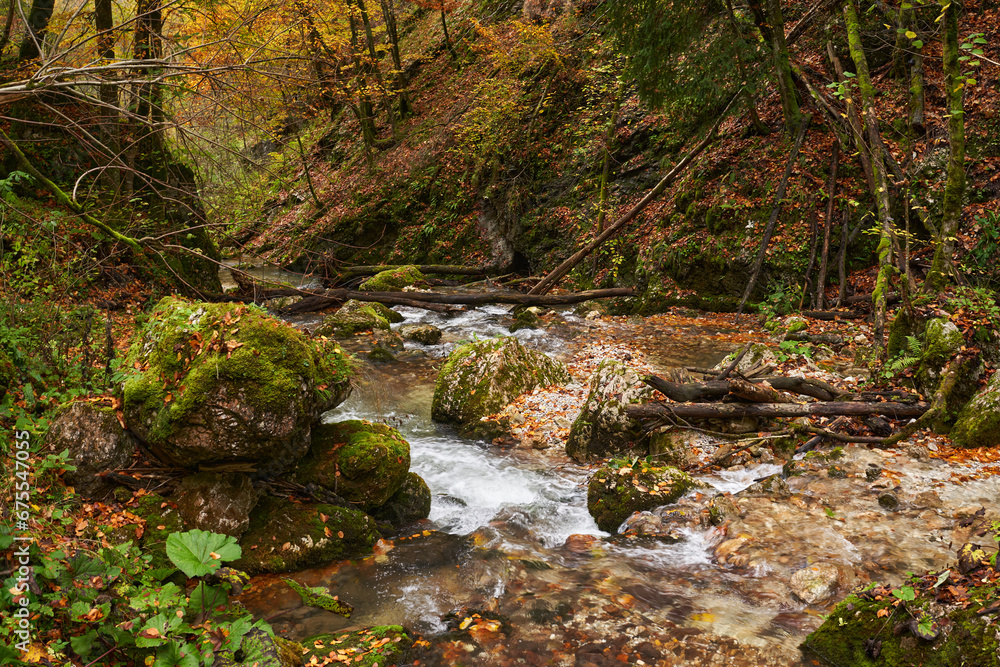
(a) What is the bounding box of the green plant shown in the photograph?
[776,339,812,362]
[880,334,922,381]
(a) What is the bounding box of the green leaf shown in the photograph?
[933,570,951,588]
[165,530,241,578]
[283,579,353,617]
[892,585,916,601]
[153,641,200,667]
[70,630,99,658]
[188,582,228,620]
[912,40,923,49]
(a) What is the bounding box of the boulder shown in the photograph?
[294,420,410,511]
[916,317,965,394]
[371,472,432,527]
[235,496,378,575]
[587,461,697,533]
[173,472,258,537]
[431,337,569,426]
[128,492,186,569]
[359,266,426,291]
[742,474,791,497]
[366,331,404,362]
[315,300,403,338]
[45,403,136,497]
[121,297,353,472]
[950,369,1000,448]
[789,562,841,604]
[509,307,542,333]
[566,359,653,462]
[398,324,443,345]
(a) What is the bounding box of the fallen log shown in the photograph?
[340,264,491,278]
[801,310,865,321]
[644,374,848,402]
[783,332,846,346]
[628,401,928,422]
[729,378,793,403]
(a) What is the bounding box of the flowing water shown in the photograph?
[236,293,1000,666]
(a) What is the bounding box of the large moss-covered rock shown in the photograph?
[302,626,412,666]
[45,403,136,497]
[294,420,410,510]
[315,300,403,338]
[371,472,432,527]
[130,492,186,569]
[398,324,443,345]
[174,472,258,537]
[234,496,378,575]
[431,337,569,426]
[359,265,426,291]
[566,359,653,462]
[587,462,696,533]
[122,297,352,471]
[916,317,965,394]
[950,369,1000,448]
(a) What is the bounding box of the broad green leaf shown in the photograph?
[165,530,241,578]
[892,585,915,602]
[153,641,200,667]
[912,40,923,49]
[70,630,99,658]
[188,582,228,619]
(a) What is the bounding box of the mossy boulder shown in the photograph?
[302,626,412,666]
[431,337,569,426]
[173,472,258,537]
[315,300,403,337]
[214,628,304,667]
[915,317,965,394]
[234,496,378,575]
[121,297,353,472]
[802,581,1000,666]
[509,307,542,333]
[566,359,653,462]
[950,369,1000,448]
[130,492,185,569]
[294,420,411,510]
[45,402,137,497]
[587,462,696,533]
[398,324,443,345]
[371,472,432,527]
[359,266,426,291]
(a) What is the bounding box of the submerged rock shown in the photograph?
[359,265,426,291]
[174,472,258,537]
[566,359,653,462]
[398,323,443,345]
[950,367,1000,448]
[431,337,569,426]
[789,562,841,604]
[509,307,542,333]
[45,402,136,497]
[587,462,696,533]
[316,300,403,338]
[122,297,352,471]
[235,496,378,575]
[295,420,410,511]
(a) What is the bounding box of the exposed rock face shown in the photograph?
[174,472,258,537]
[950,369,1000,448]
[789,563,841,604]
[45,403,136,497]
[566,359,653,462]
[431,337,569,426]
[359,266,426,291]
[234,496,378,575]
[315,300,403,338]
[294,420,411,510]
[587,462,697,533]
[121,297,353,471]
[371,472,432,527]
[398,324,443,345]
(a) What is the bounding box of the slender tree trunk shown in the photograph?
[17,0,53,60]
[926,2,965,291]
[348,12,377,150]
[94,0,120,190]
[816,143,839,308]
[441,6,458,62]
[379,0,412,116]
[724,0,769,135]
[592,92,622,276]
[765,0,803,131]
[0,0,17,52]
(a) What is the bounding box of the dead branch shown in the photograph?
[628,400,928,423]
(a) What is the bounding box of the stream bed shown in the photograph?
[235,294,1000,666]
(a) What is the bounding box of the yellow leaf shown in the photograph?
[877,608,890,618]
[905,30,916,39]
[459,617,473,630]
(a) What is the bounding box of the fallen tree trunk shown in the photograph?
[340,264,491,278]
[801,309,865,320]
[628,400,927,422]
[783,332,846,346]
[644,373,848,402]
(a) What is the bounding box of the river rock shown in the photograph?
[294,420,410,510]
[431,337,569,426]
[303,626,413,665]
[566,359,653,462]
[743,474,791,497]
[359,265,426,291]
[398,323,443,345]
[45,402,136,497]
[509,307,542,332]
[315,300,403,338]
[708,493,740,526]
[122,297,353,471]
[949,365,1000,448]
[173,472,258,537]
[371,472,432,527]
[620,508,689,541]
[587,462,696,533]
[789,562,841,604]
[234,496,378,575]
[648,428,699,467]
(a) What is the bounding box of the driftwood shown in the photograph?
[729,378,793,403]
[796,416,848,453]
[628,401,928,422]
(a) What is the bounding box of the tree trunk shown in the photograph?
[724,0,769,135]
[765,0,803,131]
[926,2,965,291]
[94,0,120,190]
[441,6,458,62]
[816,143,839,308]
[379,0,412,116]
[628,401,928,422]
[0,0,17,52]
[17,0,54,60]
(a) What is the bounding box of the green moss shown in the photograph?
[131,493,186,569]
[587,462,696,533]
[371,472,432,527]
[284,579,353,617]
[235,496,378,575]
[359,265,426,291]
[951,369,1000,448]
[315,300,402,338]
[431,337,570,426]
[302,626,412,666]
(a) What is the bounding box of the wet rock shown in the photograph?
[235,496,378,575]
[743,474,791,497]
[563,534,604,556]
[789,562,841,604]
[302,626,412,665]
[878,492,899,510]
[173,472,258,537]
[587,462,696,533]
[398,323,443,345]
[566,359,653,462]
[913,490,943,509]
[371,330,404,353]
[367,345,397,362]
[44,402,136,497]
[950,367,1000,448]
[647,428,699,467]
[122,297,352,472]
[509,306,543,332]
[359,265,426,291]
[431,337,569,426]
[714,535,750,565]
[865,464,883,481]
[708,494,740,526]
[783,460,811,477]
[294,420,410,511]
[371,472,432,527]
[620,509,687,541]
[827,465,848,479]
[315,300,403,338]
